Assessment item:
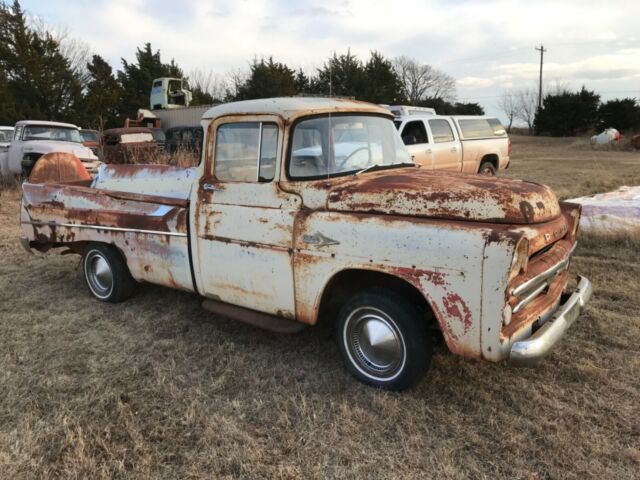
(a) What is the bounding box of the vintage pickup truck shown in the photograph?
[20,98,592,390]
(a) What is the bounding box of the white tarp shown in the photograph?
[590,128,621,145]
[569,186,640,231]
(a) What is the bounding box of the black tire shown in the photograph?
[82,243,136,303]
[336,288,432,390]
[478,160,497,176]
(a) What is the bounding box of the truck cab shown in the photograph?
[150,77,193,110]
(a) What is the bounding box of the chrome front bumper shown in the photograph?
[510,275,593,366]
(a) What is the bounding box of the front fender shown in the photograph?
[293,211,506,359]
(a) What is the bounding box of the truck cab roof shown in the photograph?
[14,120,80,129]
[202,97,392,123]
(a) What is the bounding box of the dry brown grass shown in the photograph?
[1,136,639,479]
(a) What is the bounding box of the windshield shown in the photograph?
[80,130,99,142]
[0,129,13,142]
[150,129,166,141]
[288,115,411,179]
[22,125,82,143]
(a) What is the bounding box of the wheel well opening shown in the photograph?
[317,269,437,328]
[480,154,498,169]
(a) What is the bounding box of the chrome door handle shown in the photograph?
[203,183,222,192]
[426,149,432,154]
[450,147,457,152]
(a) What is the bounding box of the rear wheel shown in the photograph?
[478,161,497,176]
[82,243,135,302]
[336,288,432,390]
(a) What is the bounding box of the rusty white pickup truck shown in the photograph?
[20,98,592,390]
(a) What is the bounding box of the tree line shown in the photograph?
[0,0,484,130]
[499,85,640,136]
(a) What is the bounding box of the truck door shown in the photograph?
[192,116,300,318]
[400,120,433,169]
[427,118,462,171]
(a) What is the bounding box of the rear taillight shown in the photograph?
[508,138,512,156]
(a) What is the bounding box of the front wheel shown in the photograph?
[82,243,136,303]
[336,288,432,390]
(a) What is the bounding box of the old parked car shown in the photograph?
[102,127,159,164]
[165,126,203,155]
[19,98,592,390]
[394,114,511,175]
[5,120,100,176]
[149,127,166,153]
[79,129,100,156]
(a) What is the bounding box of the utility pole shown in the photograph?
[535,44,546,111]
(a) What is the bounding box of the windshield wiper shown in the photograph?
[354,162,419,176]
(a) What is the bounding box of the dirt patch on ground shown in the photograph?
[0,136,639,478]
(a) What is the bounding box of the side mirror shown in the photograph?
[402,135,417,145]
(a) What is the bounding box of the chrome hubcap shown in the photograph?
[85,251,113,298]
[344,307,406,380]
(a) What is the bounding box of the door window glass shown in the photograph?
[215,122,278,182]
[428,119,455,143]
[457,119,494,138]
[402,121,428,144]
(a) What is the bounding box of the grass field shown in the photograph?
[1,135,639,479]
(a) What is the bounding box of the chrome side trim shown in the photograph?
[22,220,187,237]
[510,275,592,366]
[513,242,577,297]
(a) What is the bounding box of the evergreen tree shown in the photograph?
[363,51,406,104]
[78,55,123,128]
[314,50,366,99]
[535,87,600,136]
[190,86,215,106]
[294,69,310,94]
[598,98,640,132]
[417,97,484,115]
[0,0,83,124]
[235,57,297,100]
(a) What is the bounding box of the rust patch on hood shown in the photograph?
[325,169,561,224]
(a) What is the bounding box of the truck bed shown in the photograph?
[21,163,195,292]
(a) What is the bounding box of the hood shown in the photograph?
[325,169,561,224]
[23,141,97,160]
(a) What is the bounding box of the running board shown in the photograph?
[201,299,307,334]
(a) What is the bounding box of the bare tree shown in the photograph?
[515,86,538,134]
[187,68,230,102]
[392,56,456,103]
[497,89,518,132]
[226,68,248,100]
[28,16,94,87]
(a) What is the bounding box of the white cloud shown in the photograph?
[20,0,640,122]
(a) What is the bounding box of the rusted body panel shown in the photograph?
[323,170,560,224]
[291,211,488,356]
[21,181,193,292]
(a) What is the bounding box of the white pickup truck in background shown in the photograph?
[394,115,511,175]
[4,120,100,177]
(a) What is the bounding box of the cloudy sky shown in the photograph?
[21,0,640,120]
